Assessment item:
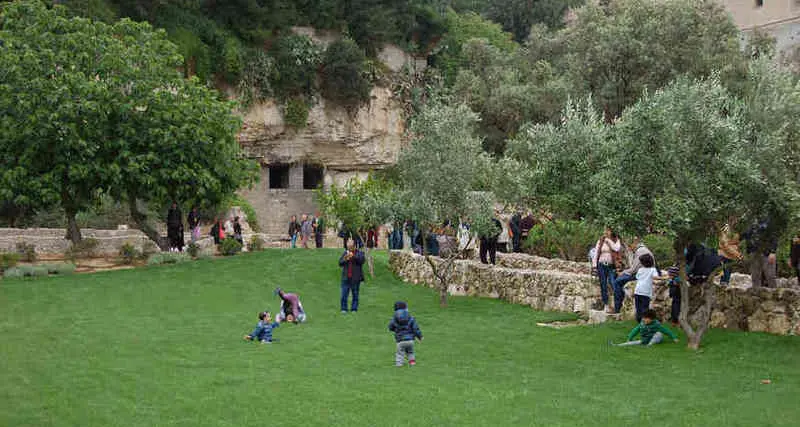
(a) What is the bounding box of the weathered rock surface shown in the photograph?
[238,87,406,170]
[389,251,800,336]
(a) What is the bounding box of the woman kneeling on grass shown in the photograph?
[612,309,678,347]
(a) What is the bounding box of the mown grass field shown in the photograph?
[2,249,799,426]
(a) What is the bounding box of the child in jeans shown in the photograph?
[634,253,659,323]
[613,309,678,347]
[388,301,423,366]
[667,266,681,325]
[243,311,280,343]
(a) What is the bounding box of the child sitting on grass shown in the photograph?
[388,301,423,366]
[243,311,280,344]
[612,309,678,347]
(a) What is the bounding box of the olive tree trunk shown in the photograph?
[128,199,167,251]
[676,245,716,350]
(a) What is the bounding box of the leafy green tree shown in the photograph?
[433,10,518,84]
[395,101,494,306]
[551,0,745,119]
[595,76,798,349]
[0,1,256,245]
[452,38,569,153]
[485,0,583,41]
[498,98,607,217]
[320,38,372,112]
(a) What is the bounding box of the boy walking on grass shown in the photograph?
[244,311,280,343]
[388,301,423,366]
[612,309,678,347]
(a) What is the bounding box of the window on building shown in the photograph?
[268,164,290,189]
[303,164,324,190]
[755,0,763,7]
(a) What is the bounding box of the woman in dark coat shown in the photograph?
[166,202,184,252]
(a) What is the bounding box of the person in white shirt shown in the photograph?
[634,253,659,322]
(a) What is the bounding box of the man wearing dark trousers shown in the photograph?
[480,217,502,265]
[339,240,365,313]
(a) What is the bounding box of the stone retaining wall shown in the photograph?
[0,228,154,255]
[389,251,800,336]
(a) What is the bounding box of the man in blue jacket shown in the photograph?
[339,240,365,313]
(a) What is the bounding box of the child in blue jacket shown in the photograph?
[243,311,280,343]
[388,301,423,366]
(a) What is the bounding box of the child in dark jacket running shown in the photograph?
[388,301,423,366]
[613,309,678,347]
[243,311,280,343]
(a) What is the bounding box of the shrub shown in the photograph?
[146,252,192,266]
[247,235,265,252]
[16,242,37,262]
[3,264,52,279]
[44,263,76,275]
[284,97,310,129]
[3,267,25,279]
[186,242,201,258]
[119,243,140,265]
[524,220,604,261]
[269,34,321,100]
[220,237,243,256]
[66,238,100,261]
[320,38,372,112]
[237,49,274,108]
[1,252,20,273]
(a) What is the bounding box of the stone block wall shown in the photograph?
[389,251,800,336]
[0,228,153,255]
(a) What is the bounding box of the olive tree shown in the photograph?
[596,76,798,349]
[394,101,494,307]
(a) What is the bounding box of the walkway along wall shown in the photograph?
[388,251,800,336]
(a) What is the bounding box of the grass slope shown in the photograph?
[1,249,799,426]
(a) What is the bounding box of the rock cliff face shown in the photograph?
[238,86,406,171]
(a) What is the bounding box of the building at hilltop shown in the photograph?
[720,0,800,59]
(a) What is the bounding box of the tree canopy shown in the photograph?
[0,1,256,244]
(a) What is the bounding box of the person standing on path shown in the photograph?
[612,236,654,313]
[313,213,325,248]
[300,214,313,249]
[288,215,300,248]
[592,227,621,313]
[743,218,779,288]
[187,206,201,244]
[166,201,184,252]
[339,240,365,313]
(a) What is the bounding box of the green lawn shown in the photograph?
[1,249,798,427]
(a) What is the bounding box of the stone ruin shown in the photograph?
[388,250,800,336]
[237,28,419,238]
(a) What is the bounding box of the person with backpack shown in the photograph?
[592,227,621,313]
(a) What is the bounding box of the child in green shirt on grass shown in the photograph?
[612,309,678,347]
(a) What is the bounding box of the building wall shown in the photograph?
[721,0,800,52]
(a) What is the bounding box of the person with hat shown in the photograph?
[274,288,306,323]
[666,266,682,326]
